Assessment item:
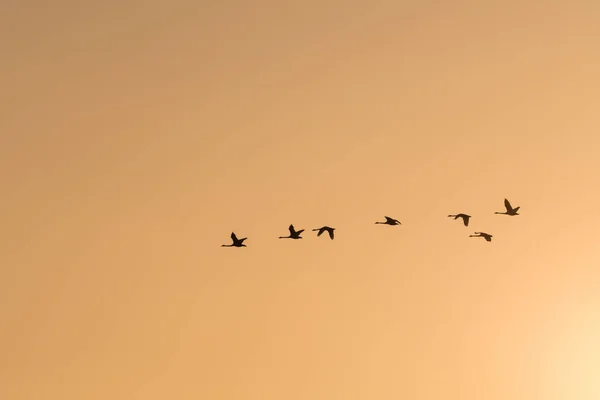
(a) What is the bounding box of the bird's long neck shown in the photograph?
[375,222,383,224]
[221,244,231,247]
[494,212,503,214]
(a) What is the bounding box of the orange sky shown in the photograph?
[1,1,600,399]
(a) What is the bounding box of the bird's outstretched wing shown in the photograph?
[239,237,247,243]
[231,232,238,242]
[462,215,469,226]
[296,229,305,235]
[316,228,324,236]
[288,224,296,234]
[328,229,334,240]
[504,198,513,212]
[384,216,394,222]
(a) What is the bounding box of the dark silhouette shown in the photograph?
[469,232,492,242]
[216,194,526,246]
[448,213,471,226]
[279,224,304,239]
[222,232,247,247]
[375,216,401,225]
[312,226,335,240]
[495,198,520,216]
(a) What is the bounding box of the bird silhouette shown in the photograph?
[469,232,492,242]
[375,216,401,225]
[495,198,520,216]
[448,213,471,226]
[312,226,335,240]
[279,224,304,239]
[222,232,247,247]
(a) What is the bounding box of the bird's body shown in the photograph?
[312,226,335,240]
[279,224,304,239]
[222,232,247,247]
[469,232,492,242]
[495,198,520,216]
[375,216,401,225]
[448,213,471,226]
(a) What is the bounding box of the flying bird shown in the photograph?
[221,232,247,247]
[375,216,401,225]
[279,224,304,239]
[448,213,471,226]
[312,226,335,240]
[495,198,520,216]
[469,232,493,242]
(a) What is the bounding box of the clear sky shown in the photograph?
[1,1,599,399]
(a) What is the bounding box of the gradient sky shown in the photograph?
[2,1,600,399]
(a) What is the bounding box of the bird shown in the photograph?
[469,232,493,242]
[312,226,335,240]
[495,198,520,216]
[448,213,471,226]
[222,232,247,247]
[279,224,304,239]
[375,216,401,225]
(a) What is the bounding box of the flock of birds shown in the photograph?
[221,198,521,247]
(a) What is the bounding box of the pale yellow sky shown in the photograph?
[1,1,600,399]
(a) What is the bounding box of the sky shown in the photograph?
[1,1,600,399]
